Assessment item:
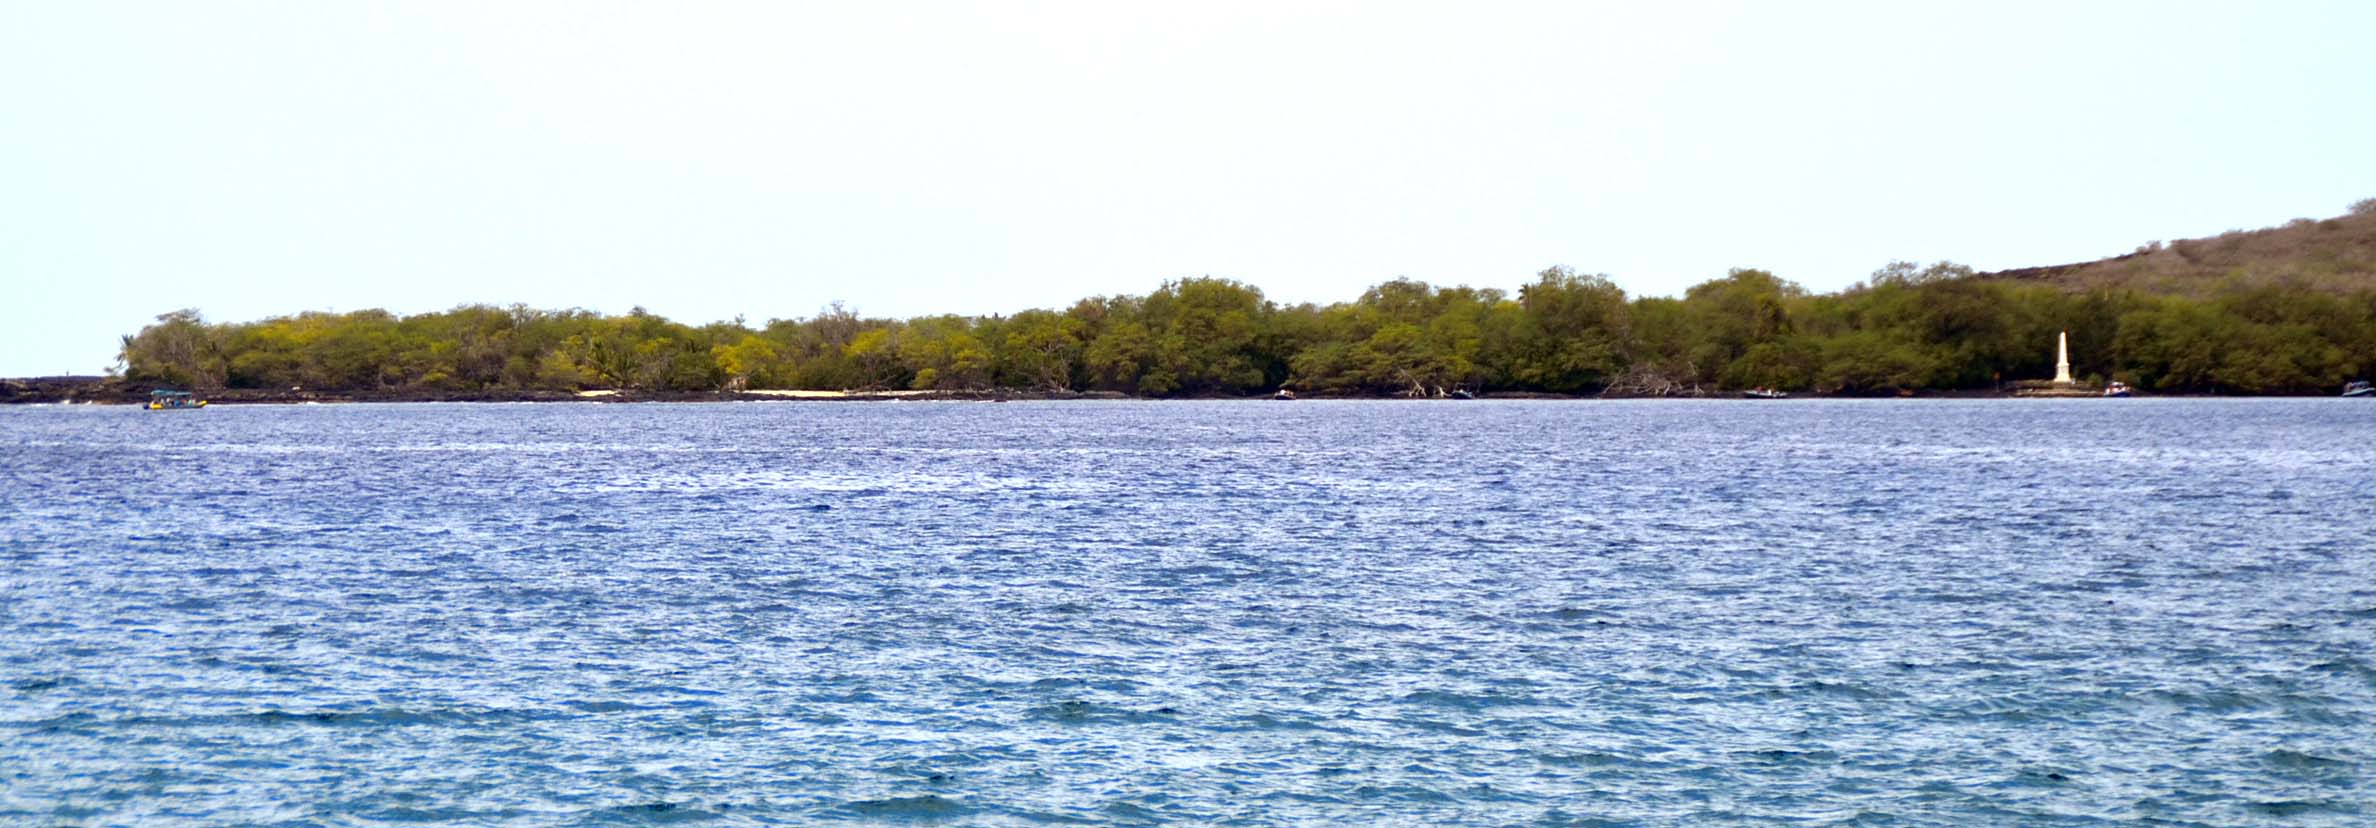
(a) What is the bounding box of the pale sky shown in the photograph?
[5,1,2373,376]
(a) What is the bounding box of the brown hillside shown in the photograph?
[1983,203,2376,296]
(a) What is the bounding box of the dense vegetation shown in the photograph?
[120,208,2376,397]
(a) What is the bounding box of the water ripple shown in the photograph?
[3,399,2373,826]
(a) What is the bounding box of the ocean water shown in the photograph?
[2,399,2371,827]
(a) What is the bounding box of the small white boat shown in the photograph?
[1742,388,1788,399]
[2103,382,2132,398]
[2346,380,2373,398]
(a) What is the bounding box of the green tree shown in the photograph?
[1507,267,1628,392]
[1000,309,1085,391]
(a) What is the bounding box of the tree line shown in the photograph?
[118,264,2376,396]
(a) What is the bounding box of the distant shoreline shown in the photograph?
[0,376,1107,405]
[1,375,2340,405]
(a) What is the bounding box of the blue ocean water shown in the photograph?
[2,399,2372,826]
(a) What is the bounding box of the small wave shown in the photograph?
[8,675,73,693]
[15,706,551,732]
[841,794,971,822]
[1535,809,1631,827]
[1545,607,1611,622]
[354,804,508,822]
[2140,687,2268,714]
[589,801,723,823]
[1223,712,1338,733]
[2001,766,2077,787]
[1536,751,1628,768]
[1030,700,1178,724]
[2308,657,2376,687]
[1397,688,1536,711]
[1402,719,1489,737]
[1736,747,1840,765]
[2246,799,2348,817]
[1348,783,1456,803]
[1100,800,1166,823]
[1755,680,1898,701]
[2263,749,2351,772]
[565,699,658,714]
[248,706,542,728]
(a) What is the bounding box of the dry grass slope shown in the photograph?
[1984,202,2376,297]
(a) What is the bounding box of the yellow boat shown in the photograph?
[147,389,207,410]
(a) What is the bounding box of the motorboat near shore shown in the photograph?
[1742,388,1788,399]
[2347,380,2373,398]
[2103,381,2133,397]
[147,389,207,410]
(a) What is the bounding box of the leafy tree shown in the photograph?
[1505,267,1628,392]
[1000,309,1085,391]
[122,309,226,390]
[713,336,784,389]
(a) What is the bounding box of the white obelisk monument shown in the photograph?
[2053,331,2074,385]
